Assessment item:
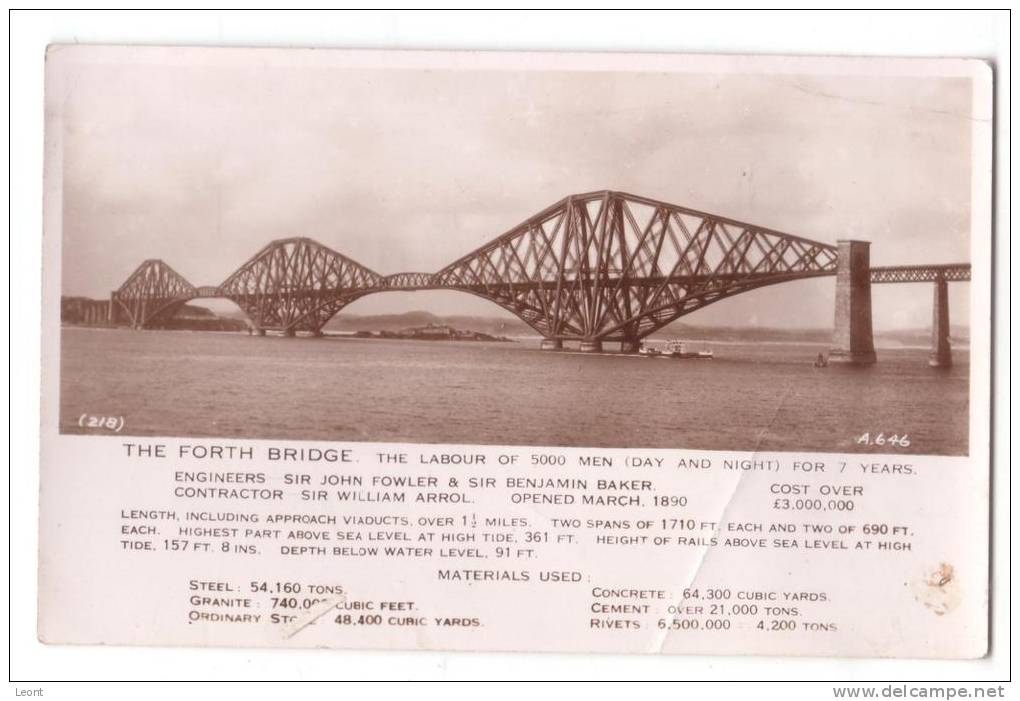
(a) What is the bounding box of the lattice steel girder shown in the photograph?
[217,237,384,332]
[871,264,971,283]
[112,259,197,328]
[433,190,839,340]
[383,272,438,289]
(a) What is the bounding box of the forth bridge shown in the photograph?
[75,191,971,367]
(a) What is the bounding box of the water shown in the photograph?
[59,327,970,455]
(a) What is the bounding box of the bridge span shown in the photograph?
[100,191,970,367]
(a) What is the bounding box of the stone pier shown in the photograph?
[929,278,952,368]
[579,340,603,353]
[540,339,563,351]
[283,327,296,338]
[619,339,640,354]
[829,239,876,365]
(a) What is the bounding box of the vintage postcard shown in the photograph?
[39,45,992,657]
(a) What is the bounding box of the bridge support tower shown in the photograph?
[929,277,952,368]
[540,339,563,351]
[829,239,876,365]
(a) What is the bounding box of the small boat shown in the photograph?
[814,353,828,368]
[663,339,714,360]
[637,341,661,357]
[639,339,713,359]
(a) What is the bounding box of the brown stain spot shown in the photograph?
[928,562,954,588]
[912,562,960,616]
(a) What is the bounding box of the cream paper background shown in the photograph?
[11,11,1006,687]
[38,46,993,660]
[39,437,989,658]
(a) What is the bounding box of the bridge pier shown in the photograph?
[829,240,876,365]
[540,339,563,351]
[254,328,265,337]
[620,339,640,354]
[929,278,952,368]
[283,327,296,338]
[579,340,603,353]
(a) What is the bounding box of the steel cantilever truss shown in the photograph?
[217,237,384,333]
[433,191,838,341]
[110,190,967,340]
[113,259,198,328]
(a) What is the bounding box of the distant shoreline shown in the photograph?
[60,296,972,348]
[351,329,514,343]
[59,324,971,352]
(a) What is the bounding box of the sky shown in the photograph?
[56,49,976,330]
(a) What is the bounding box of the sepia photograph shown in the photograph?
[54,48,978,453]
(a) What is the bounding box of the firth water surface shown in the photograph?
[59,327,969,455]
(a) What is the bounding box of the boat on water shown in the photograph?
[638,339,714,359]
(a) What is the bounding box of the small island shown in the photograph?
[353,323,513,342]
